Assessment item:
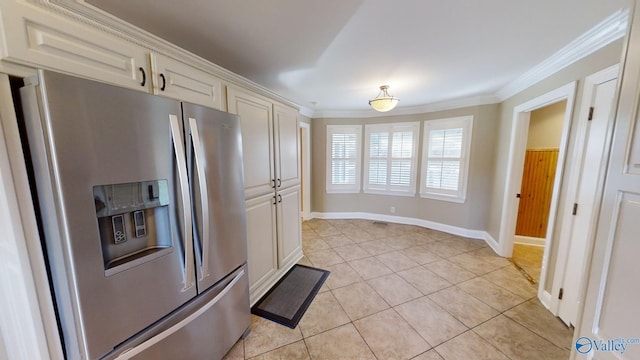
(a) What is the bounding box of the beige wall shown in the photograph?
[527,100,566,149]
[311,104,499,231]
[487,40,624,242]
[485,40,624,291]
[306,40,624,243]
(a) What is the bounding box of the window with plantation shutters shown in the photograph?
[326,125,362,193]
[420,116,473,202]
[364,122,419,195]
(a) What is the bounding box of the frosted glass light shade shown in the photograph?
[369,85,399,112]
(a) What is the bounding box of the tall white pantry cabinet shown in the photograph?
[227,86,303,304]
[0,1,304,357]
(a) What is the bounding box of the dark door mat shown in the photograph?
[251,264,330,329]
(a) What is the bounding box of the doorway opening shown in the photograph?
[497,82,576,314]
[512,101,567,285]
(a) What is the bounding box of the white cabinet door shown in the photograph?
[274,103,300,189]
[151,54,222,109]
[245,193,278,295]
[227,87,275,199]
[0,2,149,91]
[276,186,302,269]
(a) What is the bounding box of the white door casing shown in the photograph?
[576,2,640,359]
[556,65,619,326]
[300,122,311,220]
[498,82,577,313]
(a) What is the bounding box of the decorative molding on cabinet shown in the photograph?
[150,53,223,109]
[28,0,301,110]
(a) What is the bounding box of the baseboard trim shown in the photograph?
[310,211,499,249]
[514,235,546,247]
[483,232,502,256]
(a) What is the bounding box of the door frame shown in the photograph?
[497,81,577,313]
[555,64,619,325]
[300,121,311,220]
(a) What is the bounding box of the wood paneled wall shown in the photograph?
[515,149,559,238]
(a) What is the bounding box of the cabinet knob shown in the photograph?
[278,194,282,203]
[272,196,277,205]
[271,179,276,188]
[139,67,146,87]
[277,178,282,188]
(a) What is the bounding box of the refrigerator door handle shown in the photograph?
[188,117,210,281]
[113,269,246,360]
[170,114,195,292]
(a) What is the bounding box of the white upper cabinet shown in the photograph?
[273,103,301,189]
[226,88,301,198]
[150,53,223,109]
[227,86,276,199]
[0,2,222,109]
[0,2,150,91]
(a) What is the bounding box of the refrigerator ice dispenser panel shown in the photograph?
[94,180,173,276]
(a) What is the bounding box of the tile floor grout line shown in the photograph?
[240,219,570,360]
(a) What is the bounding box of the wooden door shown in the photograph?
[515,149,559,238]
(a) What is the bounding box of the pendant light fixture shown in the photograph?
[369,85,399,112]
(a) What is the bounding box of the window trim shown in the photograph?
[420,116,473,203]
[363,121,420,196]
[326,125,362,194]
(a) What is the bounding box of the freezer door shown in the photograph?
[183,102,248,292]
[21,70,197,359]
[105,265,251,360]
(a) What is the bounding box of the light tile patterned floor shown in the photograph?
[224,219,573,360]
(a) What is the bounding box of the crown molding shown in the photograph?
[310,94,500,119]
[495,8,629,101]
[298,106,315,118]
[41,0,301,110]
[311,8,629,119]
[21,1,630,118]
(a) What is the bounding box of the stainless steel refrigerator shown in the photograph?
[20,70,250,359]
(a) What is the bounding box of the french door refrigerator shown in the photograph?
[20,70,250,360]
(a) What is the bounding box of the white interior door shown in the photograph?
[557,68,618,326]
[576,3,640,359]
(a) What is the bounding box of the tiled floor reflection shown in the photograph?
[224,219,573,360]
[511,244,544,283]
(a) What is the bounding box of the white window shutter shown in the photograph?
[327,125,362,193]
[364,122,419,195]
[420,116,473,203]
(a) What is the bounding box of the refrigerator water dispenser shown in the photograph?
[94,180,173,275]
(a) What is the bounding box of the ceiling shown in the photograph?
[85,0,630,117]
